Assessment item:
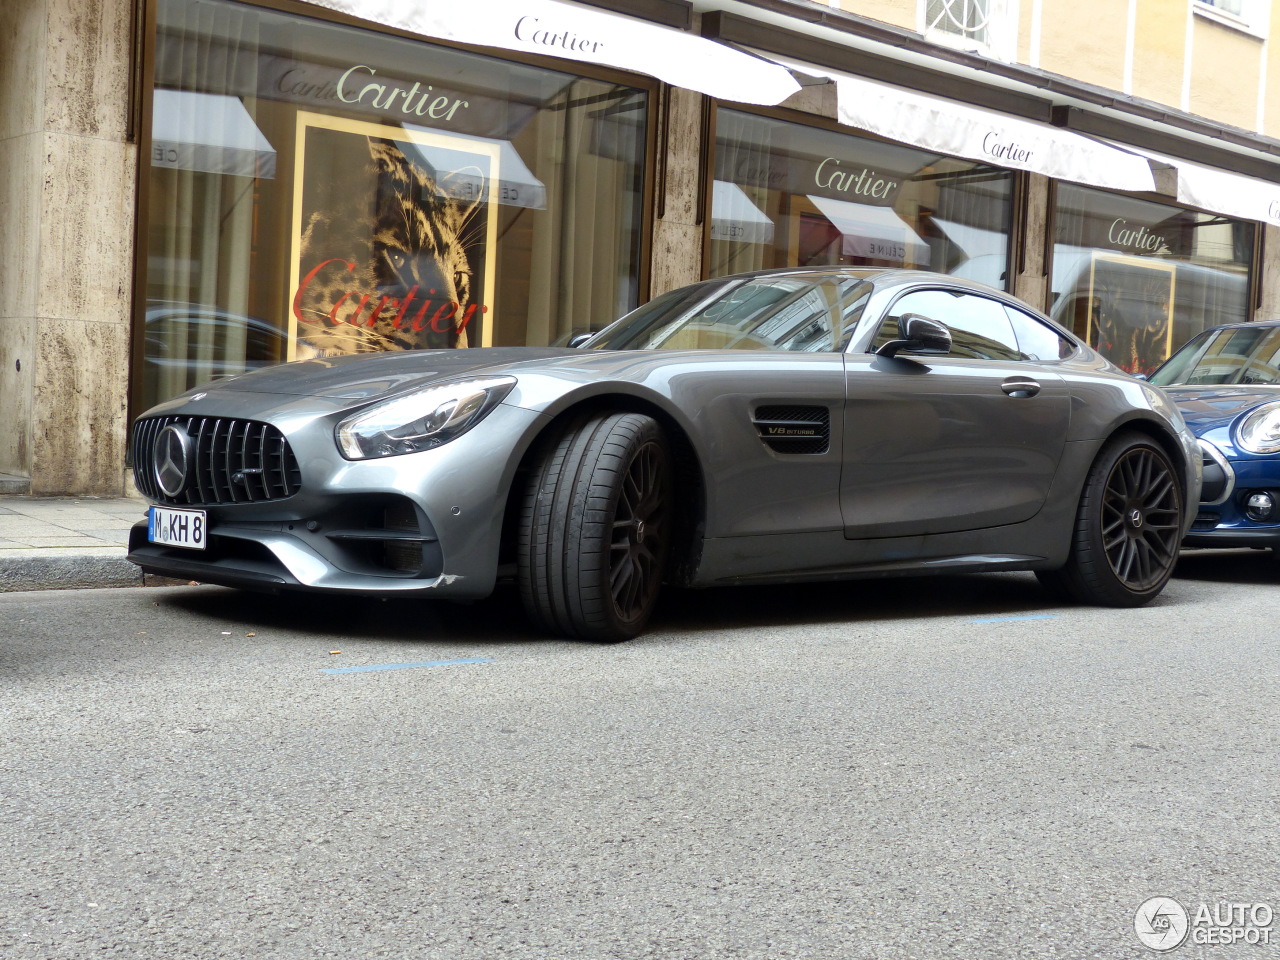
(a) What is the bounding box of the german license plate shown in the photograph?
[148,506,207,550]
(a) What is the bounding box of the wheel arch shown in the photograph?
[498,393,708,588]
[1102,415,1195,505]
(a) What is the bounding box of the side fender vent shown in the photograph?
[752,405,830,455]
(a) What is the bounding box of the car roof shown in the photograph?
[706,266,1048,316]
[703,266,1004,295]
[1194,319,1280,333]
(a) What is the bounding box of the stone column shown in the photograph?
[1257,224,1280,322]
[1014,172,1051,312]
[648,85,706,297]
[0,0,136,495]
[647,74,837,298]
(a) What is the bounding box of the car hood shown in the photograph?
[1163,385,1280,432]
[185,348,583,401]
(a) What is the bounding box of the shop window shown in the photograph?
[711,110,1013,293]
[1050,184,1254,377]
[138,0,649,413]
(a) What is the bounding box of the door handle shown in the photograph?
[1001,377,1041,398]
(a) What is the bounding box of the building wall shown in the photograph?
[3,0,1280,495]
[1188,15,1265,131]
[1035,0,1128,91]
[843,1,1273,136]
[0,0,135,495]
[1131,0,1187,105]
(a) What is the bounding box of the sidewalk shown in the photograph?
[0,496,157,592]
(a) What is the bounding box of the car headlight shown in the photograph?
[335,376,516,459]
[1237,401,1280,454]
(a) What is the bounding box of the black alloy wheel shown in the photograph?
[1039,432,1184,606]
[518,412,672,642]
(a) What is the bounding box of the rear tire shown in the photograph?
[518,412,672,642]
[1038,432,1183,607]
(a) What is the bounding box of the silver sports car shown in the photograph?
[128,268,1201,641]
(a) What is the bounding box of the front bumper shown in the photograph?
[127,402,546,597]
[1183,444,1280,548]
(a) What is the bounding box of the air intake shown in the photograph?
[752,405,830,455]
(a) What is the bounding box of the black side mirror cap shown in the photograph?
[876,313,952,358]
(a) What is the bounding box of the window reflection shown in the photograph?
[139,0,648,412]
[1051,184,1253,377]
[710,109,1013,291]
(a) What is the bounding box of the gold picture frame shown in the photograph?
[288,111,500,359]
[1086,252,1177,377]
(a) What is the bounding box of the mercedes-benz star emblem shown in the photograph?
[1129,509,1144,529]
[153,424,191,498]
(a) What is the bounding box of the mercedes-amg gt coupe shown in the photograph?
[128,268,1201,641]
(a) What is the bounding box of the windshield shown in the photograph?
[1150,325,1280,387]
[586,274,875,352]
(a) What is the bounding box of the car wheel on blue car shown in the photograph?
[1039,433,1184,607]
[518,412,673,642]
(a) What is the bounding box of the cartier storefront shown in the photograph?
[138,0,656,414]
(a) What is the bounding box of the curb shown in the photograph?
[0,555,146,593]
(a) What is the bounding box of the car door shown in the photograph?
[678,274,862,540]
[841,288,1071,539]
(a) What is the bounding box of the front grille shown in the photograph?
[752,405,830,455]
[132,415,302,505]
[1191,512,1220,531]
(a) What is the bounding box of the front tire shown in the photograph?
[1038,432,1183,607]
[518,412,672,642]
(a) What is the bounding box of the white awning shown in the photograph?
[151,90,276,179]
[806,195,930,264]
[711,181,774,244]
[1117,145,1280,225]
[767,59,1156,194]
[835,73,1156,193]
[402,126,547,209]
[306,0,801,106]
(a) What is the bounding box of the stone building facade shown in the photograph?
[3,0,1280,495]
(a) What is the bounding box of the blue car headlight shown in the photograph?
[335,376,516,460]
[1237,401,1280,455]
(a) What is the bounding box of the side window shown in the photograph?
[871,290,1022,361]
[1004,305,1076,361]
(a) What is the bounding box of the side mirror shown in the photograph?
[566,332,595,349]
[875,313,952,359]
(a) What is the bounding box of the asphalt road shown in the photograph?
[2,554,1278,960]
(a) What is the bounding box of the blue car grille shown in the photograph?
[132,415,302,505]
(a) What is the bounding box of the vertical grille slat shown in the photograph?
[131,415,301,506]
[253,422,270,502]
[230,420,247,504]
[194,418,212,504]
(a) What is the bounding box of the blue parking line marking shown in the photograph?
[968,614,1059,624]
[322,656,493,675]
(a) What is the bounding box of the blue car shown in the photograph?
[1149,321,1280,549]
